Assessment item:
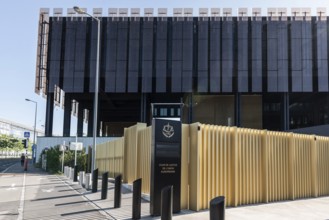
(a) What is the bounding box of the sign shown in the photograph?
[59,145,67,151]
[150,119,182,216]
[24,132,30,138]
[69,142,83,151]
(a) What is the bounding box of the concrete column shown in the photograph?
[63,94,71,137]
[235,93,241,127]
[282,92,290,131]
[77,106,84,137]
[45,93,54,137]
[87,108,93,137]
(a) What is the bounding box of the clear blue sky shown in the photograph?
[0,0,326,135]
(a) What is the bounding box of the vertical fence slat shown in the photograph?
[96,122,329,212]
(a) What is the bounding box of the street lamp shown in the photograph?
[74,6,100,171]
[25,98,37,158]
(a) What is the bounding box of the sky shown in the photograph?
[0,0,328,136]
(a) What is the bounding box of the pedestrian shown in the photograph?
[20,153,25,167]
[24,155,28,171]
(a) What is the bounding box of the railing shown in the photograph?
[0,151,27,158]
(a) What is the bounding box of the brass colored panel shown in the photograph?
[137,126,151,194]
[123,123,147,183]
[96,122,329,212]
[180,124,189,209]
[188,123,201,211]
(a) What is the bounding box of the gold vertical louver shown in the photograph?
[95,123,329,212]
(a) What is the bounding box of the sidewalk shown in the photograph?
[0,161,109,220]
[2,162,329,220]
[59,173,329,220]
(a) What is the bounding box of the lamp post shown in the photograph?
[25,98,37,159]
[74,6,100,171]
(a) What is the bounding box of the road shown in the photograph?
[0,160,110,220]
[0,158,20,173]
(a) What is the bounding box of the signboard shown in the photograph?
[150,119,182,216]
[24,132,30,138]
[59,145,67,151]
[69,142,83,151]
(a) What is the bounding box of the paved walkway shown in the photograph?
[61,174,329,220]
[1,162,329,219]
[60,174,329,220]
[0,161,108,220]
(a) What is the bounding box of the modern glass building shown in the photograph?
[35,7,329,137]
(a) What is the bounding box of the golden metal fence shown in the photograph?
[189,124,329,211]
[95,122,329,212]
[137,126,152,194]
[95,137,124,178]
[123,123,147,183]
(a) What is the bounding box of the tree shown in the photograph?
[0,134,24,150]
[38,145,87,173]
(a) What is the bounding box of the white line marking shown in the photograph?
[17,172,26,220]
[6,183,17,191]
[56,176,114,219]
[41,188,54,193]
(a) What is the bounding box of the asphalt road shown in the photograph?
[0,161,110,220]
[0,159,20,173]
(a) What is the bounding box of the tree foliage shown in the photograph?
[0,134,24,150]
[39,145,87,173]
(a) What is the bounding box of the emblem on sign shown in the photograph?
[162,123,174,138]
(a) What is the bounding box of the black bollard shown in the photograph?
[73,165,78,182]
[114,174,122,208]
[210,196,225,220]
[132,178,142,219]
[161,185,173,220]
[101,172,109,200]
[92,169,99,193]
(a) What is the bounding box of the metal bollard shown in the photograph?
[114,174,122,208]
[71,168,75,181]
[161,185,173,220]
[92,169,99,193]
[101,172,109,200]
[74,165,78,182]
[210,196,225,220]
[79,171,85,186]
[132,178,142,219]
[85,173,91,190]
[68,167,71,179]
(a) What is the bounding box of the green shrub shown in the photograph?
[39,145,88,173]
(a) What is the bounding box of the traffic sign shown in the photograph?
[24,132,30,138]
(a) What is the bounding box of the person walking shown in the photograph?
[20,153,25,167]
[24,155,28,171]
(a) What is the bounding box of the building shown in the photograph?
[0,117,44,140]
[35,7,329,137]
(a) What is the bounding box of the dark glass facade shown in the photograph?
[38,14,329,137]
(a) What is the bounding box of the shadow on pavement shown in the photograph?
[31,193,82,201]
[61,209,103,216]
[55,200,89,206]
